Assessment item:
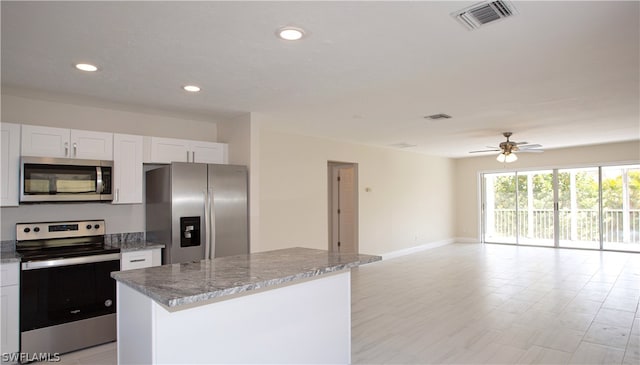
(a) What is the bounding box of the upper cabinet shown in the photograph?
[1,123,21,207]
[21,125,113,160]
[149,137,227,164]
[113,134,143,204]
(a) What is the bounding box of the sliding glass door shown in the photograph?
[482,164,640,252]
[484,173,517,244]
[602,165,640,252]
[557,168,600,249]
[518,170,555,247]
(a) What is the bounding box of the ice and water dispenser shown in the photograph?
[180,217,201,247]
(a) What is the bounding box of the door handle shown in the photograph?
[209,187,215,259]
[204,190,211,260]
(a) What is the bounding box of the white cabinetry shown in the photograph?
[21,125,113,160]
[149,137,227,164]
[0,262,19,358]
[112,134,143,204]
[1,123,20,207]
[190,140,228,164]
[120,248,162,270]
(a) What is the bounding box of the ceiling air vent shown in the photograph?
[452,0,517,30]
[424,113,452,120]
[389,142,417,149]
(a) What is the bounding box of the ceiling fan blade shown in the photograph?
[518,149,544,153]
[469,149,501,153]
[518,144,543,149]
[514,141,529,145]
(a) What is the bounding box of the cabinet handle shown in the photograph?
[192,151,195,162]
[64,142,69,157]
[115,188,120,202]
[73,143,77,157]
[129,258,146,263]
[187,150,190,162]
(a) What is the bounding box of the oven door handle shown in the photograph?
[21,253,120,270]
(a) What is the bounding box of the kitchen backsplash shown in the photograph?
[104,232,145,244]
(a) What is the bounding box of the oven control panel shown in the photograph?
[16,220,106,241]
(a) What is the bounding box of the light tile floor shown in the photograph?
[44,243,640,364]
[352,243,640,364]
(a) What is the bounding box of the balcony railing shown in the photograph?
[489,209,640,243]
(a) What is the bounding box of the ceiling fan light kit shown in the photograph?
[496,152,518,163]
[469,131,543,163]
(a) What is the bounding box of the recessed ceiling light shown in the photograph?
[277,26,305,41]
[183,85,201,93]
[75,63,98,72]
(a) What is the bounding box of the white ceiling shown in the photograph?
[2,1,639,158]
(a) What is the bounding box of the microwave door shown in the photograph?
[20,157,113,203]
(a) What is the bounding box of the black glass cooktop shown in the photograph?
[17,243,120,261]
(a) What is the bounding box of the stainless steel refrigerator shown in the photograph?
[145,162,249,264]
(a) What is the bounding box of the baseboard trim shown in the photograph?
[454,237,480,243]
[381,239,454,260]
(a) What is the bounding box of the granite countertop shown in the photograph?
[0,251,21,263]
[111,247,382,308]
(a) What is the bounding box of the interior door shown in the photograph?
[329,163,358,253]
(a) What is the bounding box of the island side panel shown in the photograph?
[117,283,154,365]
[153,271,351,364]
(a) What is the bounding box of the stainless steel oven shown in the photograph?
[20,157,113,203]
[16,220,120,355]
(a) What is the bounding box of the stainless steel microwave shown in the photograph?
[20,157,113,203]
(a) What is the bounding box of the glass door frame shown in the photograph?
[480,162,639,253]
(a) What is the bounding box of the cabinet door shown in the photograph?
[21,124,70,157]
[1,123,20,207]
[190,141,228,164]
[0,285,19,356]
[150,137,189,164]
[0,262,19,356]
[70,129,113,160]
[113,134,143,204]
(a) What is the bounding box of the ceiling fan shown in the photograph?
[469,132,543,163]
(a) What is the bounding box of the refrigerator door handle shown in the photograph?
[204,189,211,260]
[208,187,216,259]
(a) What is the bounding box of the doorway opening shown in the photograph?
[328,162,359,253]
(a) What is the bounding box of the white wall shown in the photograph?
[253,122,456,256]
[217,113,251,166]
[1,93,218,140]
[0,92,221,240]
[453,140,640,241]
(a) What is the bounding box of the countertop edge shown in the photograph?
[112,249,382,308]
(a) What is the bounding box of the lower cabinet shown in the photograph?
[0,262,19,361]
[120,249,162,271]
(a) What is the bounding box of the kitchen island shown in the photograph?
[111,247,381,364]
